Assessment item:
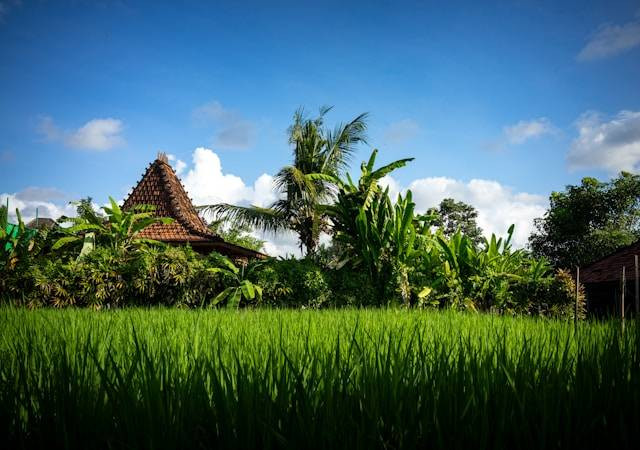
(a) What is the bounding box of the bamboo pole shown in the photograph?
[621,266,626,320]
[575,266,580,327]
[635,255,639,315]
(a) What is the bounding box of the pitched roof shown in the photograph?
[26,217,57,230]
[122,153,219,243]
[580,240,640,283]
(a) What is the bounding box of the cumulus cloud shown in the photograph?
[1,189,77,224]
[38,116,125,151]
[382,176,546,248]
[193,101,255,150]
[180,147,254,205]
[502,118,556,145]
[567,110,640,173]
[577,19,640,61]
[383,119,421,144]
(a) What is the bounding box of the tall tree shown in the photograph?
[427,198,483,247]
[529,172,640,269]
[201,107,368,255]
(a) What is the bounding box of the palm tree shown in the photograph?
[201,107,368,255]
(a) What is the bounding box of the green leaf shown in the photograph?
[52,236,81,250]
[240,280,255,300]
[226,289,242,309]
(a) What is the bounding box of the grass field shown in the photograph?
[1,308,639,449]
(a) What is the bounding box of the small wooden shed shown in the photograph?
[580,241,640,317]
[122,153,267,263]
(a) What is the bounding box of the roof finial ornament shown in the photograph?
[157,152,169,163]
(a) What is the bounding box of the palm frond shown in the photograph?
[323,112,369,174]
[200,203,289,234]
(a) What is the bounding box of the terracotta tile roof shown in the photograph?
[122,153,220,243]
[580,240,640,283]
[26,217,57,230]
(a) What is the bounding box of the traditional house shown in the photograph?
[580,241,639,317]
[122,153,266,263]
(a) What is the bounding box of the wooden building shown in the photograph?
[122,153,266,263]
[580,241,640,317]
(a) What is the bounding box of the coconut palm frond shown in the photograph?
[274,165,320,203]
[201,203,289,234]
[323,112,369,174]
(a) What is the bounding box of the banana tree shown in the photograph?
[1,206,38,271]
[53,197,173,252]
[207,256,263,308]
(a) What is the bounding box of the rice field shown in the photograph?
[1,308,638,449]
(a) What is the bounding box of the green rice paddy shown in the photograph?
[1,308,638,449]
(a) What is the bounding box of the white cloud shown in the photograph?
[503,118,555,145]
[193,101,255,150]
[577,19,640,61]
[1,189,77,224]
[383,119,421,144]
[180,147,253,206]
[38,116,125,151]
[383,176,546,248]
[567,110,640,173]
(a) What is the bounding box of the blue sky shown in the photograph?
[1,0,640,252]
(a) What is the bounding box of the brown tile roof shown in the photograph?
[26,217,57,230]
[122,154,267,260]
[580,240,640,283]
[122,153,220,243]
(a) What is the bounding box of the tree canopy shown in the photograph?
[427,198,483,247]
[528,172,640,269]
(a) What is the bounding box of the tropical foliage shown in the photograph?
[0,108,586,318]
[1,206,38,271]
[318,149,581,315]
[53,197,174,252]
[207,253,263,308]
[529,172,640,268]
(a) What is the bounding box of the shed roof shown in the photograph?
[580,240,640,283]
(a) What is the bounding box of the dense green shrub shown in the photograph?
[251,258,331,308]
[2,246,225,309]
